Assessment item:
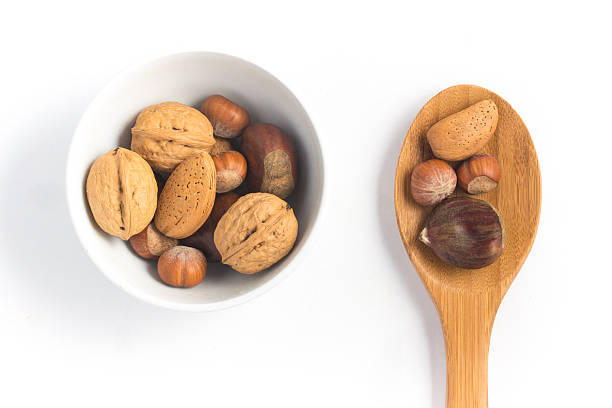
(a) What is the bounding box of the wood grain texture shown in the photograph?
[394,85,541,408]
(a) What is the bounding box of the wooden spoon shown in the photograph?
[394,85,541,408]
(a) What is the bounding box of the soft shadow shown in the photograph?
[0,99,207,341]
[377,108,446,407]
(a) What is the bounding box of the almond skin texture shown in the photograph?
[427,99,499,161]
[200,95,250,139]
[241,123,298,199]
[212,151,247,193]
[457,154,501,194]
[86,148,157,240]
[181,192,240,262]
[214,193,298,274]
[154,154,216,239]
[157,246,207,288]
[410,159,457,206]
[131,102,215,172]
[129,223,178,259]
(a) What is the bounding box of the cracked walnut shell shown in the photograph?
[86,148,157,240]
[214,193,298,274]
[131,102,215,172]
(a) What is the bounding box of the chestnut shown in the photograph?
[457,154,501,194]
[410,159,457,206]
[200,95,250,139]
[211,151,247,193]
[419,196,505,269]
[157,246,207,288]
[181,192,240,262]
[240,123,298,199]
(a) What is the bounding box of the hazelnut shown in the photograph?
[157,246,207,288]
[129,223,178,259]
[457,154,501,194]
[182,192,240,262]
[410,159,457,206]
[241,123,298,199]
[209,137,233,156]
[200,95,250,139]
[212,151,247,193]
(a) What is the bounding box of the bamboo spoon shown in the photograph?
[394,85,541,408]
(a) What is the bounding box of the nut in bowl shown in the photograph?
[66,52,324,311]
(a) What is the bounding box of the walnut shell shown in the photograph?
[131,102,215,172]
[214,193,298,274]
[154,153,216,239]
[86,148,157,240]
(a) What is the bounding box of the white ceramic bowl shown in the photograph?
[66,52,324,311]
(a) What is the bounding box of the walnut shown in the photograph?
[131,102,215,172]
[86,148,157,240]
[214,193,298,274]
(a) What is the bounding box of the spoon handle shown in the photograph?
[439,290,499,408]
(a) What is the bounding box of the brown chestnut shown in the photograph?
[200,95,250,139]
[419,196,504,269]
[129,223,178,259]
[181,192,240,262]
[241,123,298,199]
[410,159,457,206]
[212,151,247,193]
[157,246,207,288]
[457,154,501,194]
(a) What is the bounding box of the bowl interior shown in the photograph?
[66,52,324,310]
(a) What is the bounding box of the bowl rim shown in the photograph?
[65,51,327,312]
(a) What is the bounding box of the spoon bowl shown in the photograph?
[394,85,541,407]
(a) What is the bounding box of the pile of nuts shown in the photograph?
[409,99,505,269]
[86,95,299,288]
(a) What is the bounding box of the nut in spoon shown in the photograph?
[394,85,541,408]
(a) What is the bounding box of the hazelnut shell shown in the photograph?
[200,95,250,139]
[157,246,207,288]
[209,137,233,156]
[457,154,501,194]
[129,223,178,259]
[212,151,247,193]
[410,159,457,206]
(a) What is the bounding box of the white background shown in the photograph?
[1,1,610,407]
